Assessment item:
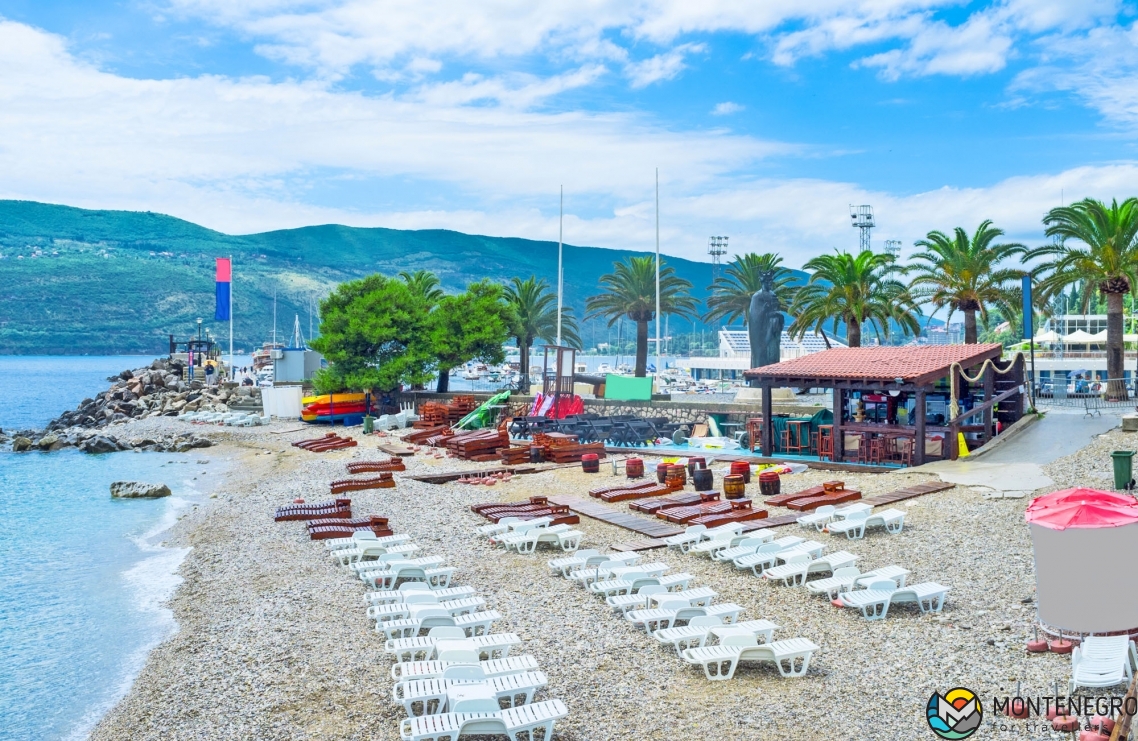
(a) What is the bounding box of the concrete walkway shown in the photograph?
[913,409,1120,498]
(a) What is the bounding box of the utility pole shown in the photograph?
[557,185,563,346]
[655,168,661,381]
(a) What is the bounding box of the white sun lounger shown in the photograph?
[688,531,754,558]
[398,697,568,741]
[365,584,476,607]
[369,597,487,624]
[607,586,716,613]
[386,629,522,663]
[589,571,692,598]
[625,599,744,633]
[479,516,553,539]
[486,519,554,545]
[326,531,411,551]
[654,617,779,656]
[394,669,549,717]
[682,634,819,680]
[765,551,860,587]
[338,542,420,566]
[353,555,444,575]
[501,526,583,554]
[570,559,661,588]
[827,508,906,539]
[363,564,455,591]
[391,652,539,681]
[711,535,776,563]
[837,580,950,620]
[547,549,600,576]
[379,610,503,640]
[662,524,707,551]
[732,538,821,577]
[796,505,837,531]
[804,567,863,599]
[853,565,910,589]
[1070,636,1138,693]
[557,552,638,579]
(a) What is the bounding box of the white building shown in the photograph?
[678,329,846,381]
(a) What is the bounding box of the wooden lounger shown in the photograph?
[308,523,394,540]
[346,459,406,473]
[598,483,679,503]
[659,500,734,524]
[470,496,548,515]
[588,480,658,498]
[274,498,353,521]
[307,514,388,531]
[330,474,396,494]
[690,500,768,527]
[630,492,706,514]
[764,481,845,507]
[785,489,862,511]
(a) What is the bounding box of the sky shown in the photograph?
[0,0,1136,268]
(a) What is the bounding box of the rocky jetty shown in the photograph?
[2,357,256,453]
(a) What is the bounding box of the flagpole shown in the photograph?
[655,168,660,384]
[229,255,234,382]
[557,185,563,347]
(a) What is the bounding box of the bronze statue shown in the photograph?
[748,271,783,381]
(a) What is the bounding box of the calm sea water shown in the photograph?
[0,356,217,741]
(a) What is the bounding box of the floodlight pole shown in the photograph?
[557,185,563,347]
[655,168,661,385]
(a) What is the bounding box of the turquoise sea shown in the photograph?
[0,356,216,741]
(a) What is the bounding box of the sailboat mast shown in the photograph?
[655,168,661,381]
[557,185,563,347]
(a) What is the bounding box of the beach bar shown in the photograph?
[744,343,1026,465]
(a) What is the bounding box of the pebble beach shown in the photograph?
[86,413,1128,740]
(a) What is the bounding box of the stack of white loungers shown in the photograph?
[478,517,584,556]
[179,410,270,426]
[547,548,820,681]
[325,530,570,740]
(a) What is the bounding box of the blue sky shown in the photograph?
[0,1,1136,267]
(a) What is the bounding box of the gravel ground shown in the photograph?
[87,416,1136,740]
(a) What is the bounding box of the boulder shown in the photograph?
[110,481,172,499]
[35,434,60,450]
[190,437,213,448]
[12,436,33,452]
[81,436,118,454]
[119,369,134,381]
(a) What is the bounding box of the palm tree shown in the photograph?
[586,256,698,377]
[504,276,580,393]
[907,221,1026,343]
[399,270,444,307]
[1025,197,1138,399]
[702,252,796,327]
[789,250,920,347]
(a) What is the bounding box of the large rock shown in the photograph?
[12,436,33,452]
[35,434,62,451]
[81,436,118,454]
[110,481,172,498]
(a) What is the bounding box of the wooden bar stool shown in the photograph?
[817,425,833,460]
[786,420,810,454]
[892,436,914,467]
[867,435,886,464]
[746,417,764,453]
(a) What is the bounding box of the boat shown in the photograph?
[596,363,612,375]
[301,392,369,422]
[252,342,285,371]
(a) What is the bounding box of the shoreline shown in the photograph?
[85,413,1127,740]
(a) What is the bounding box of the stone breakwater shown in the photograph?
[0,357,250,453]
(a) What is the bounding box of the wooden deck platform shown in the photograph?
[548,496,684,539]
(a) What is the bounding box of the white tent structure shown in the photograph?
[1026,488,1138,634]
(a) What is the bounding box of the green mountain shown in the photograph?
[0,200,727,355]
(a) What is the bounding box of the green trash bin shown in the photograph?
[363,415,374,434]
[1111,450,1135,489]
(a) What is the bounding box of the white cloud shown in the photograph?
[2,17,1136,273]
[624,43,704,88]
[711,101,744,116]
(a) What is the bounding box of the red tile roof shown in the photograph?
[744,343,1004,384]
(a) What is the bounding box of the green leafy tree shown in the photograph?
[586,256,698,377]
[702,252,796,327]
[907,220,1026,343]
[1025,197,1138,399]
[309,274,430,392]
[789,250,919,347]
[429,280,512,393]
[504,276,580,393]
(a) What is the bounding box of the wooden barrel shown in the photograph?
[626,458,644,479]
[723,474,746,499]
[656,462,671,484]
[581,453,600,473]
[730,460,751,484]
[665,464,687,487]
[758,471,781,497]
[692,467,714,491]
[686,456,706,476]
